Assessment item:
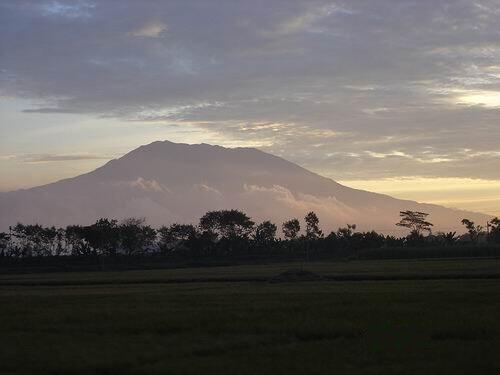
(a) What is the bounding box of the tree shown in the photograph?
[304,211,323,239]
[83,218,120,256]
[488,217,500,244]
[461,219,484,244]
[199,210,254,240]
[385,234,405,248]
[337,224,356,239]
[360,230,385,249]
[10,223,53,257]
[52,227,67,256]
[40,226,60,256]
[119,218,156,255]
[65,225,94,256]
[335,224,359,250]
[396,211,433,236]
[158,223,197,253]
[254,221,277,246]
[434,231,458,247]
[0,232,10,257]
[282,218,300,240]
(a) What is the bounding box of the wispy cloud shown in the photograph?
[2,153,112,163]
[129,21,168,38]
[39,1,95,19]
[22,107,86,114]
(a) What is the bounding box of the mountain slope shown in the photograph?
[0,140,490,233]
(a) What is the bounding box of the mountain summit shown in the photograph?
[0,140,490,233]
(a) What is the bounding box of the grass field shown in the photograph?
[1,259,500,374]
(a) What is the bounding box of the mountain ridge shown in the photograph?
[0,140,491,233]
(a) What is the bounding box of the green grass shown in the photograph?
[1,259,500,374]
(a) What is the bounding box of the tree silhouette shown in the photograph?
[337,224,356,239]
[199,210,254,240]
[489,217,500,244]
[158,223,197,253]
[282,218,300,240]
[84,218,120,256]
[10,223,54,257]
[65,225,94,256]
[305,211,323,239]
[254,221,277,246]
[396,211,433,236]
[461,219,484,243]
[1,209,499,262]
[119,218,156,255]
[0,232,9,257]
[435,231,458,246]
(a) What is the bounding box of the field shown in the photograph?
[2,259,500,374]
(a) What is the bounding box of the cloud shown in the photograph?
[22,107,86,114]
[39,1,96,19]
[1,0,500,182]
[456,90,500,108]
[193,184,223,197]
[129,21,167,38]
[0,155,17,161]
[2,153,112,163]
[241,184,358,227]
[268,3,345,36]
[116,177,170,193]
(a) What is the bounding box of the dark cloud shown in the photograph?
[1,0,500,179]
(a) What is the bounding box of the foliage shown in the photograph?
[254,221,277,246]
[396,211,433,235]
[488,217,500,244]
[461,219,484,243]
[9,223,62,257]
[433,232,458,247]
[119,218,156,255]
[158,223,197,253]
[65,225,94,256]
[83,218,121,256]
[282,218,301,240]
[199,210,255,240]
[0,232,10,257]
[2,209,499,262]
[305,211,323,239]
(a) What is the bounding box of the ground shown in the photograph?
[1,259,500,374]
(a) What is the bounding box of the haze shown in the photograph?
[1,1,500,217]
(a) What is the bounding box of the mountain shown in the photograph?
[0,140,490,233]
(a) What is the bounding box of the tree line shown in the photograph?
[1,210,499,259]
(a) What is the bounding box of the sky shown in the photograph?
[1,0,500,217]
